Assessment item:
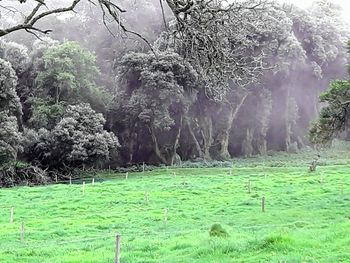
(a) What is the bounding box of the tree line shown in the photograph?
[0,0,349,185]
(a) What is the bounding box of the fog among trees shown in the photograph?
[1,0,350,184]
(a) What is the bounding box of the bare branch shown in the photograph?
[162,0,272,100]
[0,0,81,37]
[0,0,154,53]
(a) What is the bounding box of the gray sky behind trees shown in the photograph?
[279,0,350,22]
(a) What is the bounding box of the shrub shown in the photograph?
[0,161,48,187]
[209,223,229,237]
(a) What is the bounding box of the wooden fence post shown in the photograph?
[144,192,149,204]
[10,207,14,223]
[115,234,121,263]
[341,182,344,195]
[262,196,265,212]
[20,222,24,241]
[125,172,128,180]
[69,176,72,185]
[142,162,145,173]
[92,178,95,186]
[164,208,168,225]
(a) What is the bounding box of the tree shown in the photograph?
[26,103,119,170]
[158,0,273,100]
[310,79,350,145]
[0,40,29,74]
[35,41,100,104]
[0,1,139,38]
[30,41,107,129]
[110,51,198,164]
[1,1,273,88]
[0,58,23,165]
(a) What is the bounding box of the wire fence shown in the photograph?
[0,166,348,261]
[0,219,318,250]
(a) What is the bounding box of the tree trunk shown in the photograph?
[242,128,254,157]
[285,86,291,152]
[127,127,136,164]
[215,92,249,160]
[171,116,183,165]
[148,125,168,164]
[258,138,267,155]
[16,110,24,132]
[186,118,204,159]
[199,115,213,160]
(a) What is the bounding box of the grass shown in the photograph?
[1,148,350,262]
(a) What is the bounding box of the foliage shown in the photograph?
[0,161,47,187]
[35,41,100,104]
[0,41,29,74]
[117,51,197,129]
[1,0,350,170]
[0,114,23,165]
[111,51,198,164]
[310,80,350,144]
[0,59,23,165]
[0,58,22,113]
[28,98,66,130]
[159,0,278,100]
[26,104,119,170]
[27,41,108,130]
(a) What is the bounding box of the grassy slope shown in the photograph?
[1,147,350,262]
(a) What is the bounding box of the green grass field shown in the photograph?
[1,147,350,262]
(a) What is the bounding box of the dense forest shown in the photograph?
[1,0,350,185]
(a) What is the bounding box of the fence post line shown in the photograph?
[92,178,95,186]
[55,173,58,183]
[115,234,121,263]
[142,162,145,173]
[69,176,72,185]
[10,207,14,223]
[126,172,128,180]
[20,222,24,241]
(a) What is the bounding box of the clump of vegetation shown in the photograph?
[0,161,48,187]
[259,233,293,250]
[209,224,229,237]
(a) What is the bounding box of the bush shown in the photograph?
[209,224,229,237]
[26,103,119,171]
[0,161,48,187]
